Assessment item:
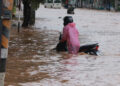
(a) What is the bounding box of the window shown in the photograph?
[54,0,61,3]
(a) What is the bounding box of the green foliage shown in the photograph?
[22,0,44,10]
[30,0,44,10]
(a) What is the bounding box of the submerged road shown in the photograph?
[5,5,120,86]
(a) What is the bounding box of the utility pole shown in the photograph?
[0,0,4,85]
[0,0,14,86]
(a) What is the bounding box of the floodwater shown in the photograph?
[5,6,120,86]
[5,27,120,86]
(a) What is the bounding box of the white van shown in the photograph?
[44,0,62,9]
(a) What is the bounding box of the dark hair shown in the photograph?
[63,16,73,26]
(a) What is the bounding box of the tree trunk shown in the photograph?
[108,0,111,11]
[81,0,83,8]
[91,0,94,8]
[29,8,35,25]
[22,1,31,27]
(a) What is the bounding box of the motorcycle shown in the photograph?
[55,33,99,55]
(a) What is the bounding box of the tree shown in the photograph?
[22,0,43,27]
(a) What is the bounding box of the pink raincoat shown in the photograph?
[61,23,80,54]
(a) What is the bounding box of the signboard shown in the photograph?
[3,0,13,10]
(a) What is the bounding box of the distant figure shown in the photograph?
[67,5,75,14]
[60,16,80,54]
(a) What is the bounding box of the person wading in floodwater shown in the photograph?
[59,16,80,54]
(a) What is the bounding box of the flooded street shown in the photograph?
[5,6,120,86]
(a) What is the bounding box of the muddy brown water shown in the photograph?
[5,28,76,86]
[5,27,98,86]
[5,28,55,85]
[5,27,120,86]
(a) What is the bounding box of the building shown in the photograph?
[74,0,120,11]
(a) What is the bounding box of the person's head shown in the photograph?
[63,16,73,26]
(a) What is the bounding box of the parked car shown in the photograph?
[44,0,62,9]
